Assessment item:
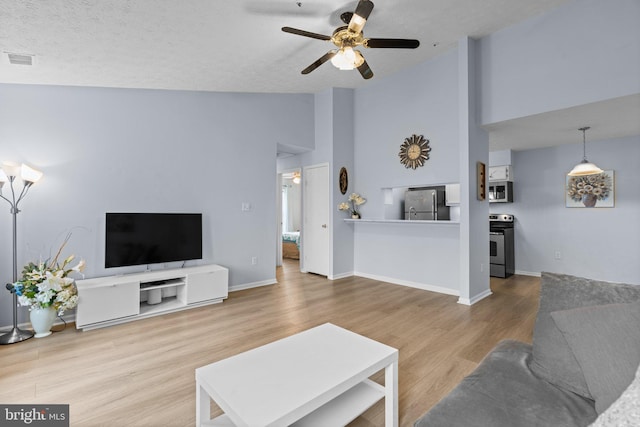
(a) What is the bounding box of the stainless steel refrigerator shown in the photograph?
[404,187,450,220]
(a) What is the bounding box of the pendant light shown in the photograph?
[568,127,603,176]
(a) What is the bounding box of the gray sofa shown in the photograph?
[415,272,640,427]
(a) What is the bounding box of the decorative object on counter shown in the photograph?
[0,161,44,345]
[399,134,431,169]
[339,167,348,195]
[477,162,486,201]
[568,127,603,177]
[7,234,84,338]
[566,170,614,208]
[339,192,366,218]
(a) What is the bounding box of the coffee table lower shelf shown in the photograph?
[202,379,384,427]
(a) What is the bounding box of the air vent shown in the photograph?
[7,53,34,66]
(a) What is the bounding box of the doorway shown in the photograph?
[278,169,302,268]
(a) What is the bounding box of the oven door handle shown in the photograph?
[490,231,503,235]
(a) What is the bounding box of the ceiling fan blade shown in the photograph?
[348,0,374,33]
[340,12,353,25]
[365,38,420,49]
[301,51,337,74]
[357,59,374,80]
[282,26,331,41]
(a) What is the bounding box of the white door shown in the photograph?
[303,164,330,276]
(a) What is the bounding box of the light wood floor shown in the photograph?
[0,260,540,426]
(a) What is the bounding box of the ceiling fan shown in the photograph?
[282,0,420,79]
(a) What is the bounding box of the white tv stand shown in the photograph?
[75,264,228,331]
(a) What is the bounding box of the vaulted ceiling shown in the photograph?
[1,0,638,151]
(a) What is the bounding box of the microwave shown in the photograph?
[488,181,513,203]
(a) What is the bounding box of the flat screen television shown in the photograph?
[105,213,202,268]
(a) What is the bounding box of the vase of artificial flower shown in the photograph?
[339,193,366,219]
[30,306,57,338]
[7,237,84,338]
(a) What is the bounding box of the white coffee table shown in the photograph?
[195,323,399,427]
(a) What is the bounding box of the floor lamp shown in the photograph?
[0,162,43,345]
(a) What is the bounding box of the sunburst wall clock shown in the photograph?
[399,134,431,169]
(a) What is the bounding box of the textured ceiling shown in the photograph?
[1,0,637,151]
[0,0,570,93]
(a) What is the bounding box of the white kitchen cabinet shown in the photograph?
[75,264,228,330]
[489,165,512,181]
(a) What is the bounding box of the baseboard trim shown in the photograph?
[229,278,277,292]
[458,289,493,306]
[329,271,354,280]
[354,271,459,296]
[515,270,541,277]
[0,313,76,335]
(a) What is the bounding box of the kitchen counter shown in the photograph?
[344,219,459,225]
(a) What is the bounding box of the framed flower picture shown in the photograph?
[566,170,615,208]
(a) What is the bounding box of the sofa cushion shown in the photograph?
[530,272,640,398]
[414,340,597,427]
[589,363,640,427]
[551,301,640,414]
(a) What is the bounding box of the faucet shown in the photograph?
[408,206,416,220]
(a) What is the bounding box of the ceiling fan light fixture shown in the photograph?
[331,47,355,70]
[568,126,603,177]
[283,0,418,79]
[331,47,364,70]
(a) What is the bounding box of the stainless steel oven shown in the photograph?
[490,232,505,265]
[489,214,514,278]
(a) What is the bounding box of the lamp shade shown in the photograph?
[2,161,21,178]
[331,48,356,70]
[0,169,7,183]
[330,47,365,70]
[568,127,602,177]
[568,160,604,177]
[21,164,43,183]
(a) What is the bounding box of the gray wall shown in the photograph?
[0,84,314,326]
[479,0,640,124]
[352,48,463,294]
[354,49,460,201]
[330,89,356,278]
[491,135,640,284]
